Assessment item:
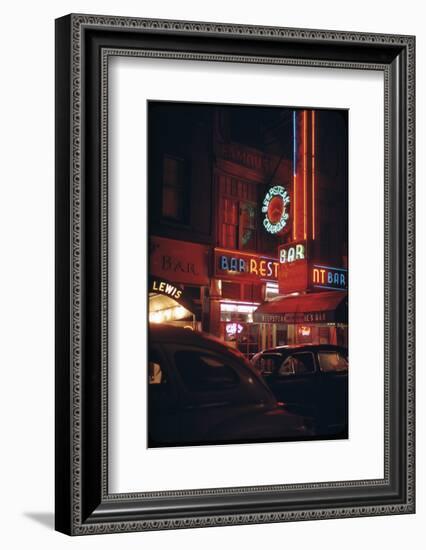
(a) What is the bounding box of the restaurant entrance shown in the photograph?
[222,321,260,359]
[219,299,261,359]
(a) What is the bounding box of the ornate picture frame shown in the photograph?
[55,14,415,535]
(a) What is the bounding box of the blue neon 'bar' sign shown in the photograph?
[311,264,348,291]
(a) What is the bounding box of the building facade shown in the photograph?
[148,102,348,358]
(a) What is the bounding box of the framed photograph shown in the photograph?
[55,14,415,535]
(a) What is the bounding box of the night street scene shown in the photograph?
[147,101,348,448]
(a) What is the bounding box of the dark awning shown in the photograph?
[253,290,347,324]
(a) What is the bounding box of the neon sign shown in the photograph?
[262,185,290,235]
[226,323,244,336]
[279,241,306,264]
[151,279,182,300]
[311,265,347,290]
[216,250,279,281]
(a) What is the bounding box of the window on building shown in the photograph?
[221,281,241,301]
[221,198,238,249]
[242,284,262,303]
[239,201,257,250]
[220,197,258,251]
[162,155,186,221]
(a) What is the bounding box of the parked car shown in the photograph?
[148,325,309,447]
[251,345,348,438]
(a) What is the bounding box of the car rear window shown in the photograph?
[174,350,240,392]
[279,352,315,375]
[255,354,281,375]
[318,352,348,372]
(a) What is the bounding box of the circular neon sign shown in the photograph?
[261,185,291,235]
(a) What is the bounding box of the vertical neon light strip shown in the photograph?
[293,110,297,240]
[312,110,316,239]
[303,110,307,239]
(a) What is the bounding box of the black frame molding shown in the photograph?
[55,14,415,535]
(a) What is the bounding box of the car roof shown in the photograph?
[150,324,221,344]
[149,324,248,360]
[259,344,347,354]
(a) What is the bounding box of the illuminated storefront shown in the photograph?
[149,277,198,329]
[210,248,280,357]
[265,238,349,347]
[148,103,348,356]
[148,237,210,331]
[253,290,348,347]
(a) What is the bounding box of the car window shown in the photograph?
[318,352,348,372]
[148,349,168,384]
[256,354,280,375]
[174,350,240,392]
[279,353,315,376]
[278,356,295,376]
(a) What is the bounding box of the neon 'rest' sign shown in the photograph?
[262,185,290,235]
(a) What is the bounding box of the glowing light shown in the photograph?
[149,305,190,323]
[293,110,297,241]
[218,253,279,280]
[279,242,305,264]
[311,265,348,290]
[298,325,311,337]
[266,282,279,294]
[226,323,244,336]
[174,306,186,319]
[303,110,307,240]
[312,110,316,239]
[149,311,163,324]
[220,303,258,313]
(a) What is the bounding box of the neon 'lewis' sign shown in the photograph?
[262,185,291,235]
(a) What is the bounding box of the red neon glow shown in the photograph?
[303,110,307,240]
[267,195,286,224]
[312,110,316,239]
[293,174,297,240]
[293,111,297,241]
[226,322,244,336]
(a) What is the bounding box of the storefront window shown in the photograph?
[220,302,260,359]
[276,325,288,346]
